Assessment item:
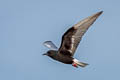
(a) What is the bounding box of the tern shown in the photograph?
[43,11,103,68]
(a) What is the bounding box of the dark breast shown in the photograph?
[55,54,73,64]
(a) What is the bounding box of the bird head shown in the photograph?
[43,50,57,58]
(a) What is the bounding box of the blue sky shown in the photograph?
[0,0,120,80]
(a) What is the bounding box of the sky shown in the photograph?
[0,0,120,80]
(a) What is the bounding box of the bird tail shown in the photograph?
[77,62,89,67]
[73,59,89,68]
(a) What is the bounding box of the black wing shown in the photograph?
[58,11,103,56]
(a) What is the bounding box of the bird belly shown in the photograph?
[54,55,73,64]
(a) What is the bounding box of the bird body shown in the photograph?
[45,50,87,68]
[47,50,73,64]
[43,11,103,68]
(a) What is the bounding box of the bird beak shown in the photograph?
[42,53,48,56]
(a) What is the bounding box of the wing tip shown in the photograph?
[98,11,103,14]
[92,11,103,18]
[74,11,103,28]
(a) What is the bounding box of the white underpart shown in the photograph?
[73,59,79,63]
[73,59,87,66]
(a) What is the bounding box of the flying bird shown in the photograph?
[43,11,103,68]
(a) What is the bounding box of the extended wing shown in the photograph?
[58,11,103,56]
[43,41,58,50]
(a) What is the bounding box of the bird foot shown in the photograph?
[72,63,78,68]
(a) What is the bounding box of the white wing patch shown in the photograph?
[68,36,75,53]
[71,37,74,49]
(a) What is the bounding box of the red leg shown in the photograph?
[72,63,78,68]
